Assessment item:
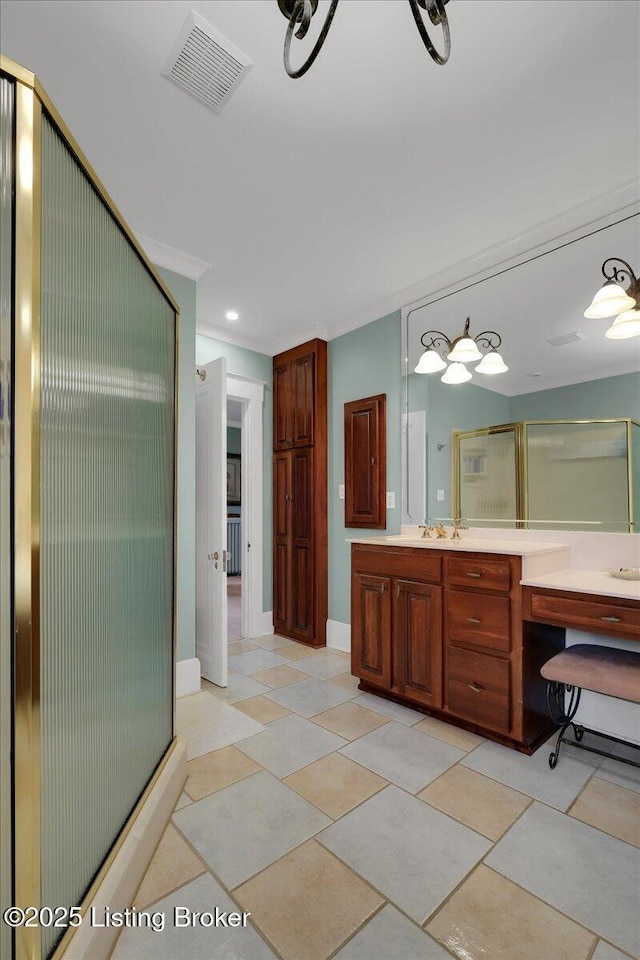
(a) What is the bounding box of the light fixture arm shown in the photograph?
[601,258,639,294]
[420,330,452,351]
[278,0,452,78]
[279,0,340,79]
[408,0,451,65]
[473,330,502,350]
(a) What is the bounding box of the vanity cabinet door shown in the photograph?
[394,580,443,708]
[351,573,392,689]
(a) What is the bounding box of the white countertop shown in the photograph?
[520,568,640,602]
[348,535,570,557]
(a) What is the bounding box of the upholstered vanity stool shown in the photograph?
[541,644,640,769]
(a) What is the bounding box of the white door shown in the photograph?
[196,358,228,686]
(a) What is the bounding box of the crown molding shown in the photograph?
[135,232,212,281]
[269,323,329,357]
[326,178,640,343]
[196,318,271,356]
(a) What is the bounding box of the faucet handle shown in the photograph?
[452,518,468,540]
[418,525,431,539]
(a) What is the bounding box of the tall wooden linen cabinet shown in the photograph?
[273,339,328,646]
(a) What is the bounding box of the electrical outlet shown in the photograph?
[437,489,445,502]
[386,492,395,509]
[338,484,345,500]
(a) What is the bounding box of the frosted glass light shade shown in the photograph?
[414,349,447,373]
[447,337,482,363]
[605,309,640,339]
[584,282,635,319]
[441,362,472,384]
[475,350,509,374]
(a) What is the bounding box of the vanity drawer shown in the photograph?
[447,590,511,653]
[446,646,511,735]
[526,590,640,638]
[446,556,512,592]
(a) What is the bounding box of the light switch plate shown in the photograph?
[386,492,395,509]
[437,489,445,501]
[338,484,345,500]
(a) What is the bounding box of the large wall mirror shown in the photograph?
[402,212,640,533]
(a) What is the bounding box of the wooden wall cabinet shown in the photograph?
[273,340,327,646]
[351,544,562,752]
[344,394,386,529]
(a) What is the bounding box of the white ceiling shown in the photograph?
[2,0,640,363]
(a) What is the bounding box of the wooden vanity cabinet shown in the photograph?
[351,546,443,710]
[351,544,561,752]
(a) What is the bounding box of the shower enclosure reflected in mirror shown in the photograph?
[402,212,640,532]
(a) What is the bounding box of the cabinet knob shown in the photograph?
[468,681,483,694]
[600,615,621,623]
[467,617,481,624]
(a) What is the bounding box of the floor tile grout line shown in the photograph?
[182,648,638,958]
[166,815,288,960]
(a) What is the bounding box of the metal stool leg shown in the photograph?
[546,682,582,769]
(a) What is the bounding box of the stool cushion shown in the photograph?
[541,644,640,703]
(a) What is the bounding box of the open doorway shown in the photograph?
[226,398,243,642]
[195,362,265,687]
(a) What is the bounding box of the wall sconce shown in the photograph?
[584,258,640,339]
[414,317,508,384]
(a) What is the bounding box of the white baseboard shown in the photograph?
[176,657,201,698]
[258,610,274,638]
[327,619,351,653]
[61,738,187,960]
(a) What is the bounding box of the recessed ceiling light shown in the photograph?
[225,310,239,321]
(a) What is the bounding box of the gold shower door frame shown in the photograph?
[2,55,180,960]
[452,418,639,531]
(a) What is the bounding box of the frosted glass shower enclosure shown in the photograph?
[1,56,178,960]
[453,420,638,532]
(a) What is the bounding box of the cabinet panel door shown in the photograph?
[344,394,386,528]
[292,353,314,447]
[273,363,292,449]
[273,452,291,631]
[291,449,313,638]
[274,542,290,632]
[352,574,392,689]
[395,580,443,708]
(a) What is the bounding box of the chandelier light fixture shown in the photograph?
[414,317,509,385]
[277,0,451,79]
[584,258,640,339]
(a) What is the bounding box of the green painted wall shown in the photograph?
[157,267,196,662]
[328,312,403,624]
[510,371,640,421]
[195,335,273,611]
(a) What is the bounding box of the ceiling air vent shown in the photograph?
[161,9,252,114]
[546,332,584,347]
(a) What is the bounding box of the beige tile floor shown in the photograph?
[114,635,640,960]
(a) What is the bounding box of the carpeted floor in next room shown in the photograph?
[111,634,640,960]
